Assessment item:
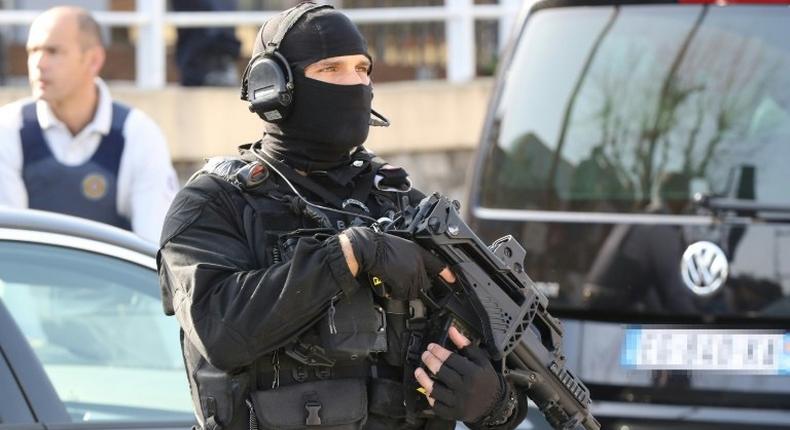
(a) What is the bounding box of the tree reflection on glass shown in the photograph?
[562,6,786,211]
[480,5,790,213]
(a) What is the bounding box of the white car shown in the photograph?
[0,208,194,428]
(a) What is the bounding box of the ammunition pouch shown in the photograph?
[318,287,387,362]
[249,379,368,430]
[381,300,409,367]
[193,364,253,430]
[368,378,406,419]
[243,286,387,430]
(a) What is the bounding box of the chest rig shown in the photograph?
[190,144,423,430]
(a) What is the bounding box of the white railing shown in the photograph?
[0,0,528,88]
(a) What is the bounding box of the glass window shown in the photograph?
[0,240,193,423]
[479,5,790,214]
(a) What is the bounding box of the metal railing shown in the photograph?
[0,0,529,89]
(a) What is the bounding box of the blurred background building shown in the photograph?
[0,0,507,85]
[0,0,526,202]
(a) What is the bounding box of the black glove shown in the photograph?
[343,226,445,300]
[430,345,509,423]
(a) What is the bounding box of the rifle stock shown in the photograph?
[404,193,600,430]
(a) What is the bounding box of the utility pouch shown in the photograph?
[194,364,252,430]
[368,378,406,419]
[319,287,386,361]
[250,378,368,430]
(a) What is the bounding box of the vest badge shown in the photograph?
[82,173,108,200]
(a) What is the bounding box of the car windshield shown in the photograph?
[0,240,193,423]
[480,4,790,214]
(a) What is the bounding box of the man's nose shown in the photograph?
[29,52,46,71]
[338,70,367,86]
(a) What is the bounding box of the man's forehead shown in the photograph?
[26,33,66,48]
[27,11,79,45]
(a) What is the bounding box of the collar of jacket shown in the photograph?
[239,141,375,188]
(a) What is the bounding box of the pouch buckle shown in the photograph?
[304,393,323,426]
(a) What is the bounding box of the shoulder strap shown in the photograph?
[19,102,52,167]
[187,156,251,188]
[267,2,333,54]
[91,102,130,173]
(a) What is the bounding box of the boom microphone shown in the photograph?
[370,109,390,127]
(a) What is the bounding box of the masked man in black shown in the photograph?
[158,3,528,430]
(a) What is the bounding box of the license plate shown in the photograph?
[622,328,790,374]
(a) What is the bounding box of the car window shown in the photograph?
[479,5,790,213]
[0,240,193,423]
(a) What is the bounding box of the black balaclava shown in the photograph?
[252,6,373,172]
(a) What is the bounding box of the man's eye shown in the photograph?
[356,66,369,73]
[320,66,337,72]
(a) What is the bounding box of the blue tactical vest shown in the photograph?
[19,102,132,230]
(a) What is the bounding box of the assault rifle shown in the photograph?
[399,193,600,430]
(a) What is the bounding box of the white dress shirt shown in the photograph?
[0,78,178,244]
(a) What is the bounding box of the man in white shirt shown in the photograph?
[0,6,177,243]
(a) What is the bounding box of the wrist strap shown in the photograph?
[477,379,518,427]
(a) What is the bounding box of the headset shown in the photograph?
[240,1,331,122]
[240,1,390,127]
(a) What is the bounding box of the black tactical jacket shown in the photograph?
[158,146,525,430]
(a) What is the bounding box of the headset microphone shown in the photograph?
[370,109,390,127]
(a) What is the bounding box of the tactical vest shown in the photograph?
[186,145,438,430]
[19,102,132,230]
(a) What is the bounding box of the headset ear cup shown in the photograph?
[243,2,329,120]
[246,54,294,122]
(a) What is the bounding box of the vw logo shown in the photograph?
[681,241,729,296]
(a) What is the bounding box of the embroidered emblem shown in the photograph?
[82,173,108,200]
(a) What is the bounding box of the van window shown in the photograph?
[479,5,790,214]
